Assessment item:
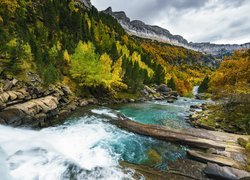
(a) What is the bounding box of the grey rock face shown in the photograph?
[103,7,250,56]
[80,0,92,9]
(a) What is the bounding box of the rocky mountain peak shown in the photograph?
[104,6,113,14]
[102,7,250,56]
[79,0,92,9]
[113,11,130,24]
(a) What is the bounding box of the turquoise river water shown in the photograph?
[0,97,204,180]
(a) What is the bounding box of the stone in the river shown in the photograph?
[167,100,174,103]
[204,163,250,180]
[190,105,201,109]
[145,149,162,166]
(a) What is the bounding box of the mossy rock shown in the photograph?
[245,143,250,152]
[246,165,250,172]
[144,149,162,167]
[238,138,248,147]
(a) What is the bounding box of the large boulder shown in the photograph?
[6,96,58,116]
[0,109,27,126]
[157,84,171,93]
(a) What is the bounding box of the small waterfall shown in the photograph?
[192,86,199,96]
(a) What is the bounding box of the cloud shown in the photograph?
[91,0,250,44]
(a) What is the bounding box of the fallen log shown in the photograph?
[110,118,226,150]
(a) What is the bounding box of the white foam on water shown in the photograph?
[0,117,134,180]
[91,109,118,118]
[0,146,13,180]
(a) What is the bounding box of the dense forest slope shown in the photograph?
[0,0,217,97]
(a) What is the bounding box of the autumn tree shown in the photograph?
[99,53,112,87]
[70,41,101,87]
[209,51,250,99]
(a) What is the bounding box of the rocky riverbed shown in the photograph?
[1,75,250,179]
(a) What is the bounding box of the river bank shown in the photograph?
[0,74,178,128]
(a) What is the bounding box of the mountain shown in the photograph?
[103,7,250,57]
[80,0,92,9]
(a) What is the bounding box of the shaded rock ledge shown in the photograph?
[0,74,79,127]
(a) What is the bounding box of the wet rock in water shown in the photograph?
[190,105,202,109]
[167,100,174,103]
[145,149,162,166]
[204,163,250,180]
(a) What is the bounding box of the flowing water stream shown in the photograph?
[0,97,204,180]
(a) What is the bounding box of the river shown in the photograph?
[0,97,204,180]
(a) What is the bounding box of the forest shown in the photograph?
[0,0,216,97]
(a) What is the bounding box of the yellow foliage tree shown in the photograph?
[99,53,112,87]
[63,50,70,63]
[209,50,250,99]
[111,57,127,89]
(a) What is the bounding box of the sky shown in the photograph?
[91,0,250,44]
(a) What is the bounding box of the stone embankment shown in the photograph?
[0,75,76,127]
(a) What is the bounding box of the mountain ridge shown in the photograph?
[103,7,250,57]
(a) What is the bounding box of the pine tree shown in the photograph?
[168,77,176,91]
[153,64,165,85]
[110,42,119,61]
[198,76,210,93]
